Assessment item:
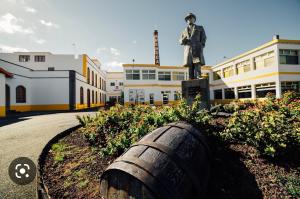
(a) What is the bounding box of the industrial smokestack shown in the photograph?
[153,30,160,66]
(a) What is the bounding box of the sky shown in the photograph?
[0,0,299,72]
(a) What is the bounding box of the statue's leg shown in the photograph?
[189,65,194,79]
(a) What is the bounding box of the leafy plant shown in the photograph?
[51,142,67,162]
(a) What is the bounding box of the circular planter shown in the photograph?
[36,124,82,199]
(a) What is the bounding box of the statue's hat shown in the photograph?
[185,13,196,22]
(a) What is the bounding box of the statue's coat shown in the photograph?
[179,25,206,66]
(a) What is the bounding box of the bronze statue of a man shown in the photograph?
[179,13,206,79]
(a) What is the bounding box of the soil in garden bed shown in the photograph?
[43,126,299,199]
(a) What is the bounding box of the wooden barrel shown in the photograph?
[100,121,210,199]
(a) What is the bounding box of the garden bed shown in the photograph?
[42,123,299,198]
[42,92,300,198]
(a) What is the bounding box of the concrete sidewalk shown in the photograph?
[0,111,96,199]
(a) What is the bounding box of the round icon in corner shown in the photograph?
[8,157,36,185]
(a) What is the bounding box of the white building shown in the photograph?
[0,52,107,117]
[209,36,300,104]
[122,64,210,105]
[106,72,124,104]
[123,64,187,105]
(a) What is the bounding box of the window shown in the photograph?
[126,70,140,80]
[100,93,102,103]
[95,74,97,87]
[254,51,275,69]
[110,82,115,86]
[80,87,84,104]
[142,70,156,80]
[87,68,90,84]
[279,49,299,64]
[19,55,30,62]
[162,93,169,104]
[96,91,98,103]
[48,67,55,71]
[236,60,251,75]
[34,55,45,62]
[281,81,300,94]
[174,91,181,100]
[92,91,94,104]
[172,72,185,81]
[214,89,222,99]
[87,89,90,107]
[149,93,154,105]
[213,70,222,80]
[92,71,94,86]
[223,66,234,78]
[16,86,26,103]
[158,71,171,81]
[99,78,102,89]
[119,82,123,86]
[104,81,106,91]
[256,82,276,98]
[237,85,252,98]
[224,88,235,99]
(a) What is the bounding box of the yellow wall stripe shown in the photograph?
[0,106,5,117]
[82,54,87,77]
[10,104,69,112]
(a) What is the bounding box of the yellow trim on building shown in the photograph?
[214,39,300,68]
[210,72,300,87]
[0,106,5,117]
[124,84,181,88]
[10,104,70,112]
[123,64,186,69]
[75,103,105,110]
[82,54,87,77]
[210,98,267,105]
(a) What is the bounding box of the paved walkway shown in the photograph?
[0,111,97,199]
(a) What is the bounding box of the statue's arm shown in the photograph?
[201,26,207,47]
[179,31,188,45]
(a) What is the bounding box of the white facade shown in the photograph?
[209,38,300,103]
[123,64,188,105]
[0,52,107,117]
[106,72,124,103]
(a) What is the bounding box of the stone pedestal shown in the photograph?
[182,78,210,109]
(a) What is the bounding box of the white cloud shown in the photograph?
[6,0,26,4]
[25,6,36,14]
[96,47,107,53]
[0,44,28,53]
[40,19,59,28]
[102,61,124,72]
[31,37,46,44]
[0,13,34,34]
[97,47,120,56]
[132,40,137,44]
[110,48,120,56]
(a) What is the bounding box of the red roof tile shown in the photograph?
[0,67,13,78]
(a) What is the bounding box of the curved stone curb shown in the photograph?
[36,124,82,199]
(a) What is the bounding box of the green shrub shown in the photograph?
[77,91,300,159]
[222,91,300,157]
[78,95,212,157]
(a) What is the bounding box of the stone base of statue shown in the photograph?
[181,78,210,109]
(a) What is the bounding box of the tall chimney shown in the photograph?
[153,30,160,66]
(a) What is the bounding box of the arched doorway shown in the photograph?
[5,84,10,113]
[87,89,91,108]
